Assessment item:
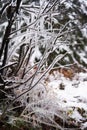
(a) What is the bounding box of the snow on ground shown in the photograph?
[45,71,87,128]
[48,72,87,106]
[19,68,87,129]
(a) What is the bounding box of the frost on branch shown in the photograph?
[0,0,87,129]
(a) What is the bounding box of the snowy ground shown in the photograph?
[46,71,87,129]
[18,67,87,129]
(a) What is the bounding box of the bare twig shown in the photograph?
[0,62,17,71]
[0,0,11,18]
